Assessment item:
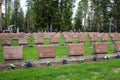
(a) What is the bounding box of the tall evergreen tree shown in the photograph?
[26,0,35,32]
[74,0,88,31]
[30,0,74,32]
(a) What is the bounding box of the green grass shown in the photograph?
[108,42,115,54]
[28,35,35,47]
[85,34,91,43]
[11,40,19,46]
[44,39,51,45]
[0,48,4,62]
[97,38,102,42]
[56,45,68,59]
[72,39,78,44]
[23,47,38,61]
[108,34,115,54]
[84,34,94,56]
[0,41,2,47]
[84,43,94,56]
[0,60,120,80]
[0,33,116,62]
[58,35,65,44]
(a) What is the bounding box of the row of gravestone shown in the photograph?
[1,32,120,46]
[33,32,107,44]
[3,42,120,61]
[0,33,30,46]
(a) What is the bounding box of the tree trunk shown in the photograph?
[0,1,2,32]
[50,23,52,32]
[5,0,7,29]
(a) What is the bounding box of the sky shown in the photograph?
[20,0,27,14]
[2,0,27,13]
[72,0,81,19]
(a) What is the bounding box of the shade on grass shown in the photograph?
[0,60,120,80]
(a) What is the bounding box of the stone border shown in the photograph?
[0,54,118,71]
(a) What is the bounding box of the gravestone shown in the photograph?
[68,44,84,56]
[35,38,44,45]
[65,37,72,43]
[50,37,59,44]
[94,43,108,54]
[2,39,11,46]
[90,36,98,42]
[115,42,120,52]
[78,36,86,43]
[19,38,28,45]
[3,46,23,60]
[101,34,108,42]
[111,33,118,42]
[12,34,19,40]
[38,45,56,58]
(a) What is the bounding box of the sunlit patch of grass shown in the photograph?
[44,39,51,45]
[23,47,38,61]
[11,40,19,46]
[56,45,68,59]
[0,48,4,62]
[72,39,78,44]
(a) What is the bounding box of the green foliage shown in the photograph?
[28,0,74,31]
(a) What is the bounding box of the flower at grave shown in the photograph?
[47,61,52,67]
[80,59,84,63]
[93,55,97,61]
[24,61,32,68]
[62,59,68,64]
[104,55,111,60]
[116,53,120,58]
[61,44,64,46]
[8,64,16,70]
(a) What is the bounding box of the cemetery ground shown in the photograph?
[0,33,115,62]
[0,59,120,80]
[0,32,120,80]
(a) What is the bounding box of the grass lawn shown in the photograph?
[0,48,4,62]
[23,47,38,61]
[0,59,120,80]
[11,40,19,46]
[44,39,51,45]
[56,45,68,59]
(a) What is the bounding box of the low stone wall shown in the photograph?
[0,54,118,71]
